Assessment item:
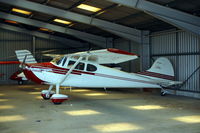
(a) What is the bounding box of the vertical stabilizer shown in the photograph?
[148,57,174,77]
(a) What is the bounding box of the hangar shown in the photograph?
[0,0,199,133]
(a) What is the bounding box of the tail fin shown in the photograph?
[15,50,37,64]
[138,57,175,81]
[138,58,182,87]
[148,57,174,78]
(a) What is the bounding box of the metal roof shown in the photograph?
[0,0,199,45]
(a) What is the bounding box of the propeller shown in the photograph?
[19,55,27,69]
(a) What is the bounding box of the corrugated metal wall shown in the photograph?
[0,28,32,83]
[150,30,200,96]
[0,28,69,84]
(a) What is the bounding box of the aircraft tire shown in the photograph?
[18,80,23,85]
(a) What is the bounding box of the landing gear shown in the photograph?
[51,94,68,105]
[160,91,166,96]
[41,90,55,100]
[160,87,168,96]
[41,84,68,104]
[50,84,68,104]
[41,85,55,100]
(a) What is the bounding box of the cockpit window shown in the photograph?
[67,60,85,70]
[87,64,97,72]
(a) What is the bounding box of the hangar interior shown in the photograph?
[0,0,199,98]
[0,0,200,133]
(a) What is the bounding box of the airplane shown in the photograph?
[14,48,182,105]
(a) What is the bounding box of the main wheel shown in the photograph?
[41,93,51,100]
[41,90,55,100]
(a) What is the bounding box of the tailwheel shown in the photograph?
[160,91,166,96]
[51,94,68,105]
[41,90,55,100]
[160,87,168,96]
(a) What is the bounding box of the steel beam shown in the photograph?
[108,0,200,35]
[0,12,107,48]
[0,23,85,48]
[0,0,142,43]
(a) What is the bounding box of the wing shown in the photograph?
[67,48,138,64]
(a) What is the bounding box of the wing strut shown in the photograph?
[59,56,83,85]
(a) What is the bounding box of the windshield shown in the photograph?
[51,56,65,65]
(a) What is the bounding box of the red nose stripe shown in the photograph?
[23,69,44,84]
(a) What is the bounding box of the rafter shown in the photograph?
[0,23,84,48]
[0,0,142,43]
[108,0,200,35]
[0,12,107,48]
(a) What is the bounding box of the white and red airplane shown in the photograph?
[14,48,181,104]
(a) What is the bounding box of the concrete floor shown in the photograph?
[0,85,199,133]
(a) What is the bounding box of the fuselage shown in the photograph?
[23,57,162,89]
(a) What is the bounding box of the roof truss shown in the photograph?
[108,0,200,35]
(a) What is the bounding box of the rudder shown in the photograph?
[147,57,174,78]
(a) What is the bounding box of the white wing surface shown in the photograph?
[67,48,138,64]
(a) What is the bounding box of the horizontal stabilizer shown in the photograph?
[15,50,37,64]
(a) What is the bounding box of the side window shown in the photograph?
[87,64,97,72]
[67,61,85,70]
[56,57,63,65]
[75,62,85,70]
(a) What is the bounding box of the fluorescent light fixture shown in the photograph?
[39,28,52,32]
[77,4,101,12]
[5,20,18,24]
[53,19,71,25]
[12,8,31,15]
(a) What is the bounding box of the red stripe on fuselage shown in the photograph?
[137,71,174,80]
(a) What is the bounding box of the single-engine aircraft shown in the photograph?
[15,48,181,104]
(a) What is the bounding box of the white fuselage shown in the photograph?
[28,60,161,89]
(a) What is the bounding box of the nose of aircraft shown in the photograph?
[23,64,44,84]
